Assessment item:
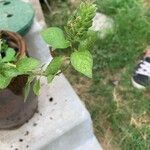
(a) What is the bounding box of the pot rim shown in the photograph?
[0,30,27,57]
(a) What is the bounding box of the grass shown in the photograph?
[41,0,150,149]
[40,0,77,27]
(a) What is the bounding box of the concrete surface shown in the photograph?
[24,20,51,64]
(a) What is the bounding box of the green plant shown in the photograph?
[0,1,97,100]
[0,38,41,100]
[42,1,97,78]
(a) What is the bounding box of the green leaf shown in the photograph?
[23,76,35,102]
[0,74,12,89]
[71,50,93,78]
[42,27,70,49]
[1,48,16,63]
[45,57,63,76]
[24,83,31,102]
[28,75,35,83]
[79,31,97,51]
[78,40,89,51]
[16,57,40,73]
[33,79,40,96]
[1,40,8,52]
[3,67,20,77]
[47,75,54,83]
[0,63,20,78]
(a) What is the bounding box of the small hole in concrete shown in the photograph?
[3,1,11,5]
[33,123,37,126]
[24,131,29,136]
[19,139,23,142]
[50,117,53,120]
[49,97,53,102]
[26,145,29,148]
[7,14,13,18]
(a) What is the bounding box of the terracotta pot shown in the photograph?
[0,30,38,129]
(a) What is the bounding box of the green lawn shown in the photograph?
[41,0,150,149]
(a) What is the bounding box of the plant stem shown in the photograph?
[7,63,16,68]
[56,61,71,76]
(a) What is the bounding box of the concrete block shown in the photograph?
[76,137,102,150]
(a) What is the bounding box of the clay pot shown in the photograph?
[0,30,38,129]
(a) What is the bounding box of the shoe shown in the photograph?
[132,57,150,89]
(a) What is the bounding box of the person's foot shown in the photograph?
[132,50,150,89]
